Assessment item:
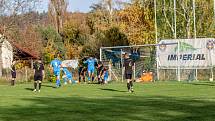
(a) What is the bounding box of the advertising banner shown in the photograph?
[157,38,215,69]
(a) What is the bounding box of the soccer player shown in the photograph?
[123,53,135,93]
[97,61,104,84]
[78,66,87,83]
[78,58,87,83]
[101,66,109,84]
[10,61,16,86]
[78,65,84,83]
[84,57,97,82]
[62,67,73,85]
[50,55,62,88]
[33,60,45,92]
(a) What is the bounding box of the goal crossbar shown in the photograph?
[100,42,178,49]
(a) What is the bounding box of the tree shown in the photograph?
[38,26,65,62]
[156,0,215,39]
[88,1,112,32]
[80,31,104,58]
[0,0,40,34]
[0,1,44,58]
[118,0,155,44]
[103,26,129,47]
[62,13,89,59]
[48,0,68,33]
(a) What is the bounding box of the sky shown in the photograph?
[37,0,100,13]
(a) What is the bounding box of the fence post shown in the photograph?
[134,62,136,80]
[177,41,181,81]
[156,47,159,81]
[0,43,2,77]
[109,62,112,81]
[195,69,198,81]
[121,49,123,82]
[31,58,33,69]
[100,48,102,61]
[208,47,213,81]
[25,66,28,82]
[210,67,213,82]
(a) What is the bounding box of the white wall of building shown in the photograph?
[1,40,13,69]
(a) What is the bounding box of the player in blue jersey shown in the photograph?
[50,55,62,88]
[84,57,97,82]
[103,67,109,84]
[101,66,109,84]
[62,67,72,85]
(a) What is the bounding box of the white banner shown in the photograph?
[62,60,79,69]
[157,38,215,69]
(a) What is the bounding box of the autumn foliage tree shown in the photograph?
[118,0,155,45]
[38,26,64,63]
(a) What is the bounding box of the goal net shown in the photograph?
[99,43,177,82]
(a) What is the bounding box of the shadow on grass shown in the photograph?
[25,88,33,91]
[186,82,215,86]
[99,88,127,92]
[25,84,56,91]
[42,84,56,88]
[0,96,215,121]
[87,82,100,85]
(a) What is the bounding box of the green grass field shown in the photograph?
[0,81,215,121]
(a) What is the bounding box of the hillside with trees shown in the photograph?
[0,0,215,63]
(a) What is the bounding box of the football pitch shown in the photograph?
[0,81,215,121]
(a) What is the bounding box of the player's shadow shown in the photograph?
[42,84,56,88]
[25,88,34,91]
[99,88,127,92]
[25,85,56,91]
[87,82,101,85]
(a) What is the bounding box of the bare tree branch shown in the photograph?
[162,0,174,33]
[49,0,68,33]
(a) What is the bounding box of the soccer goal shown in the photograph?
[100,42,179,82]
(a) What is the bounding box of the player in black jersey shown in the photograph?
[78,57,87,83]
[11,61,16,86]
[33,60,45,92]
[97,61,104,84]
[123,53,135,93]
